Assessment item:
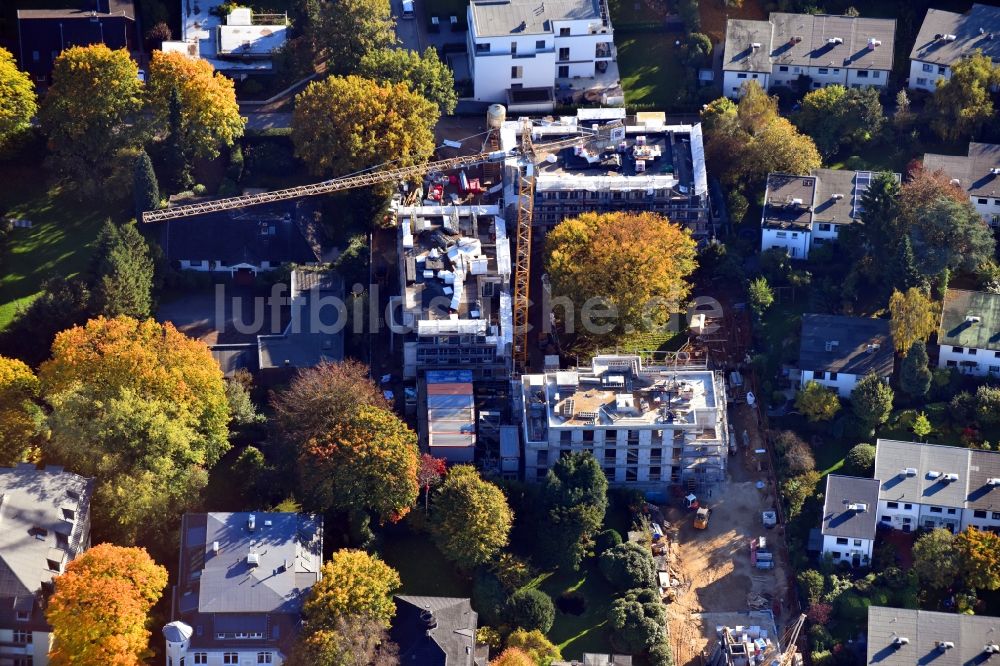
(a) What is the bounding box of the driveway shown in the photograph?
[242,112,293,132]
[393,0,423,51]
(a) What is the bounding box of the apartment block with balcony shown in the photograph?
[520,355,728,493]
[923,143,1000,227]
[499,108,712,238]
[466,0,620,111]
[908,4,1000,93]
[723,13,895,98]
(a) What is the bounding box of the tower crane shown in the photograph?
[141,117,619,373]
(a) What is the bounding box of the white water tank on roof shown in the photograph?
[487,104,507,129]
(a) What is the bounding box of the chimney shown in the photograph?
[248,514,256,531]
[420,608,437,635]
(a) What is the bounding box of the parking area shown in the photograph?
[664,403,793,666]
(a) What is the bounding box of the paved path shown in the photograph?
[243,112,293,132]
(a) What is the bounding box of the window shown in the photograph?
[833,68,840,73]
[953,347,964,354]
[224,654,239,665]
[258,653,273,664]
[873,71,881,78]
[828,372,838,381]
[947,508,957,515]
[881,515,891,522]
[32,51,40,62]
[854,539,862,546]
[16,609,30,621]
[536,40,545,48]
[922,63,934,72]
[180,659,185,666]
[818,68,828,74]
[558,65,569,78]
[993,214,1000,226]
[582,430,595,442]
[993,512,1000,520]
[779,65,788,72]
[916,77,927,85]
[558,47,570,61]
[994,200,1000,206]
[604,448,616,463]
[775,231,787,238]
[194,656,208,665]
[559,27,570,36]
[831,551,841,559]
[930,506,943,513]
[511,41,517,56]
[14,659,33,666]
[887,501,899,509]
[976,510,988,518]
[56,532,69,549]
[625,468,637,481]
[649,466,661,480]
[476,43,490,53]
[737,73,747,79]
[536,450,548,466]
[14,630,31,644]
[559,430,572,443]
[980,198,989,204]
[836,537,848,545]
[510,66,522,78]
[857,70,869,78]
[938,66,946,74]
[947,360,958,367]
[990,366,1000,373]
[818,223,831,231]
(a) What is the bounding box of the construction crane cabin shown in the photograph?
[143,106,622,374]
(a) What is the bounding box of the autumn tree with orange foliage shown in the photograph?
[40,316,230,543]
[544,211,697,347]
[146,50,245,158]
[46,543,167,666]
[490,648,535,666]
[956,527,1000,591]
[272,361,419,522]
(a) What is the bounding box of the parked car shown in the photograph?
[401,0,414,18]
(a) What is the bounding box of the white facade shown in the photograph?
[821,534,873,566]
[938,344,1000,377]
[178,259,280,273]
[760,227,810,259]
[909,59,949,92]
[0,629,51,666]
[165,625,282,666]
[875,498,919,532]
[970,194,1000,227]
[467,3,615,103]
[800,369,865,398]
[722,70,770,98]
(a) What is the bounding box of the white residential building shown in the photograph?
[908,4,1000,93]
[466,0,621,111]
[520,354,728,495]
[761,169,897,259]
[797,314,894,398]
[0,464,93,666]
[923,143,1000,227]
[163,0,287,72]
[937,289,1000,376]
[820,475,878,567]
[722,13,896,98]
[163,512,323,666]
[873,439,1000,534]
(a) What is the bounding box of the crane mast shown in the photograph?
[141,117,619,376]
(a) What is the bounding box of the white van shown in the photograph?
[401,0,414,18]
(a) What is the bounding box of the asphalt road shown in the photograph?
[392,0,423,51]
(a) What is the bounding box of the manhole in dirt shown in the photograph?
[557,592,586,615]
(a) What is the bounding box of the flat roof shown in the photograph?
[258,271,344,370]
[938,288,1000,352]
[470,0,603,37]
[910,4,1000,66]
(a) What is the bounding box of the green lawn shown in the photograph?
[380,525,472,598]
[0,157,125,330]
[527,559,615,656]
[617,32,686,110]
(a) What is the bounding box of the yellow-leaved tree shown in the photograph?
[292,75,437,177]
[303,550,401,628]
[545,211,698,346]
[889,288,937,355]
[146,50,245,158]
[0,356,43,465]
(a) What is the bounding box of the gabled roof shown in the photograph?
[392,596,480,666]
[910,4,1000,67]
[163,204,319,267]
[0,465,92,629]
[798,314,893,377]
[867,606,1000,666]
[723,13,896,73]
[923,143,1000,199]
[938,289,1000,352]
[874,439,983,510]
[821,475,879,540]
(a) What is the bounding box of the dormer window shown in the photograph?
[46,558,62,572]
[29,526,48,540]
[62,508,75,521]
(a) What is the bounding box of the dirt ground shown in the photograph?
[698,0,767,44]
[664,403,794,666]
